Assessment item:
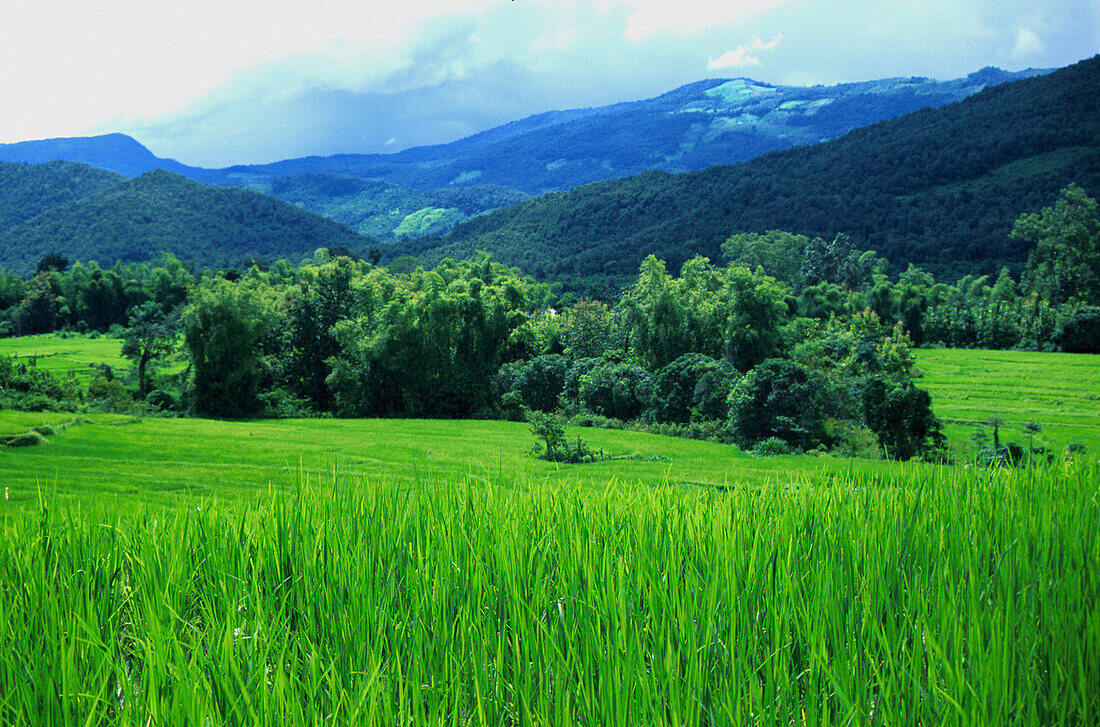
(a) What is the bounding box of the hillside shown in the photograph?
[205,67,1043,195]
[0,133,202,178]
[0,68,1044,243]
[256,174,529,238]
[403,55,1100,288]
[0,168,371,274]
[0,161,123,230]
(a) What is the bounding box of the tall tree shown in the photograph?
[1016,184,1100,305]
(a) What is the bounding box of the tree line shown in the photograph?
[2,185,1098,462]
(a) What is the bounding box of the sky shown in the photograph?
[1,0,1096,167]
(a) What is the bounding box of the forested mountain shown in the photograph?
[0,167,370,274]
[254,174,529,238]
[400,55,1099,289]
[0,134,202,178]
[203,67,1043,195]
[0,161,123,230]
[0,68,1041,241]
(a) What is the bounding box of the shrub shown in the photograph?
[527,411,606,463]
[578,361,652,421]
[728,359,834,451]
[1055,306,1100,353]
[752,437,793,456]
[649,354,728,424]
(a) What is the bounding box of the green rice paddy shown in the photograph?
[0,334,128,382]
[913,348,1100,455]
[1,341,1098,724]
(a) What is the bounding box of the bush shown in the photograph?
[578,361,652,421]
[861,375,945,460]
[527,411,606,463]
[648,354,729,424]
[511,354,567,412]
[752,437,793,456]
[728,359,834,451]
[1055,306,1100,353]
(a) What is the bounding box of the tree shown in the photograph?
[728,359,833,451]
[648,353,725,423]
[182,279,280,417]
[721,230,809,285]
[35,253,70,275]
[121,302,179,397]
[1016,184,1100,305]
[861,376,945,460]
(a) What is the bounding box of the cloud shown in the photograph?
[622,0,792,41]
[1011,28,1045,59]
[708,35,781,70]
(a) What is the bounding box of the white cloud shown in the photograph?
[622,0,793,41]
[708,35,781,70]
[1011,28,1045,59]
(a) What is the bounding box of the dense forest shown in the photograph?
[0,167,373,275]
[3,185,1097,465]
[404,55,1100,290]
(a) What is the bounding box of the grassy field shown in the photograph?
[913,348,1100,456]
[0,412,908,513]
[1,460,1096,724]
[0,333,128,382]
[2,339,1098,723]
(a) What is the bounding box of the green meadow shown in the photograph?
[0,413,903,513]
[913,348,1100,455]
[0,333,128,382]
[1,340,1098,724]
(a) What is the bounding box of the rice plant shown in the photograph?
[1,458,1097,725]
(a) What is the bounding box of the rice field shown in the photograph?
[0,334,129,382]
[913,348,1100,455]
[1,342,1097,724]
[1,460,1097,725]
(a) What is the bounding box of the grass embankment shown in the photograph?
[913,348,1100,455]
[1,462,1097,725]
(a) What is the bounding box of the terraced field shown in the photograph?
[913,348,1100,455]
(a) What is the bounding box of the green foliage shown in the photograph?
[120,302,178,397]
[721,230,809,284]
[578,361,653,422]
[326,257,543,417]
[619,255,788,371]
[527,410,604,462]
[728,358,837,451]
[1055,305,1100,352]
[182,279,281,417]
[420,57,1100,287]
[505,354,567,412]
[1017,184,1100,305]
[861,375,946,460]
[648,353,728,424]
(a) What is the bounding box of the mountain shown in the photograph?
[0,133,203,178]
[0,166,371,274]
[253,174,529,239]
[203,67,1046,195]
[397,55,1100,289]
[0,160,124,231]
[0,67,1044,242]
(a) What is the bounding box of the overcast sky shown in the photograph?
[1,0,1096,167]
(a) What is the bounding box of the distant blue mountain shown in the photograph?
[0,67,1049,239]
[0,133,203,178]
